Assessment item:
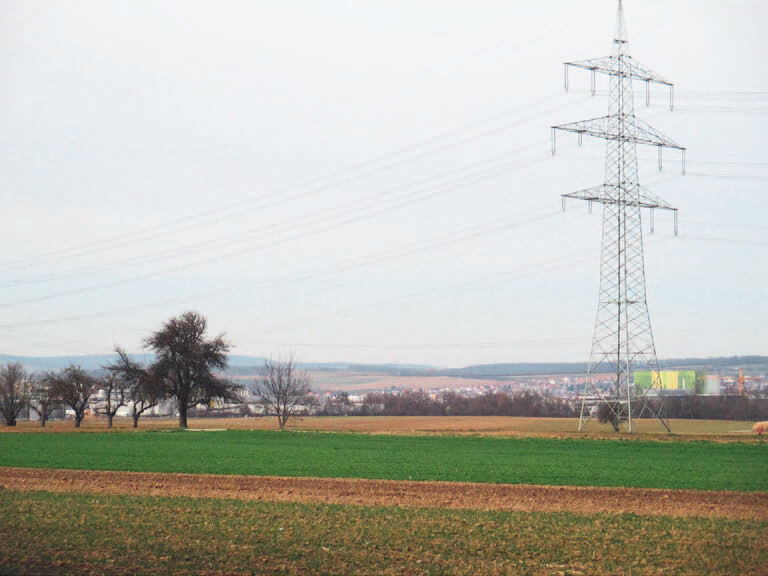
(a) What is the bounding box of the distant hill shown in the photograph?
[656,355,768,373]
[0,354,124,372]
[440,356,768,379]
[0,353,764,377]
[0,353,265,372]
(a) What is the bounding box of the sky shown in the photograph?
[0,0,766,367]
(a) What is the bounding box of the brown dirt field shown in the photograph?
[1,467,765,521]
[4,415,761,442]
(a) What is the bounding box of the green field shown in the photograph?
[0,430,765,491]
[1,489,764,576]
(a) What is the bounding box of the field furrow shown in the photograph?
[1,466,766,520]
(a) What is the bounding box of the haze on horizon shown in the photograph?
[1,0,766,368]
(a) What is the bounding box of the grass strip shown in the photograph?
[1,488,765,575]
[0,430,765,491]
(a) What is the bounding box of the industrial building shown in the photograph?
[634,371,721,395]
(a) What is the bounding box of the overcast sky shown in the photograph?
[0,0,766,367]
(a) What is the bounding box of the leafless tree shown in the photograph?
[254,358,314,430]
[145,311,241,428]
[106,347,165,428]
[0,362,31,426]
[96,374,129,428]
[28,376,59,427]
[46,364,99,428]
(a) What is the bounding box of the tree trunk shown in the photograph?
[74,413,83,428]
[132,411,139,428]
[40,417,47,428]
[178,406,188,429]
[107,414,114,428]
[6,419,16,427]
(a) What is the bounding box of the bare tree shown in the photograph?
[96,374,129,428]
[28,376,59,427]
[254,358,314,430]
[106,347,164,428]
[47,364,98,428]
[0,363,31,426]
[145,311,241,428]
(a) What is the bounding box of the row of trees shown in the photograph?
[0,311,314,429]
[319,390,578,418]
[0,362,140,428]
[320,389,768,421]
[0,356,190,429]
[596,395,768,431]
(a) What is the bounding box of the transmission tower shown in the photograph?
[551,0,685,432]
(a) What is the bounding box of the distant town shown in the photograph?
[6,353,765,423]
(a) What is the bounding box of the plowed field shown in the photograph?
[1,467,765,520]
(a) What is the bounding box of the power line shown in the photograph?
[681,219,768,232]
[0,204,561,314]
[0,149,556,307]
[248,336,589,351]
[0,94,580,274]
[675,234,768,248]
[0,142,551,288]
[685,172,768,181]
[258,247,605,334]
[647,104,768,115]
[0,224,589,332]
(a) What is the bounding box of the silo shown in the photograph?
[705,375,721,395]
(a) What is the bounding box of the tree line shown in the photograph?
[320,390,578,417]
[0,311,314,429]
[320,389,768,420]
[596,394,768,431]
[661,394,768,421]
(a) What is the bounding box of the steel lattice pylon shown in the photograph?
[551,1,686,432]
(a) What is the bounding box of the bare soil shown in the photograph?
[1,467,765,520]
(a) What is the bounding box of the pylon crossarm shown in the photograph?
[561,185,675,210]
[631,116,685,149]
[564,56,672,88]
[552,115,684,150]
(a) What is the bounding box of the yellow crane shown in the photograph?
[737,368,759,395]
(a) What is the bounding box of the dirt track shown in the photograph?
[1,467,765,520]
